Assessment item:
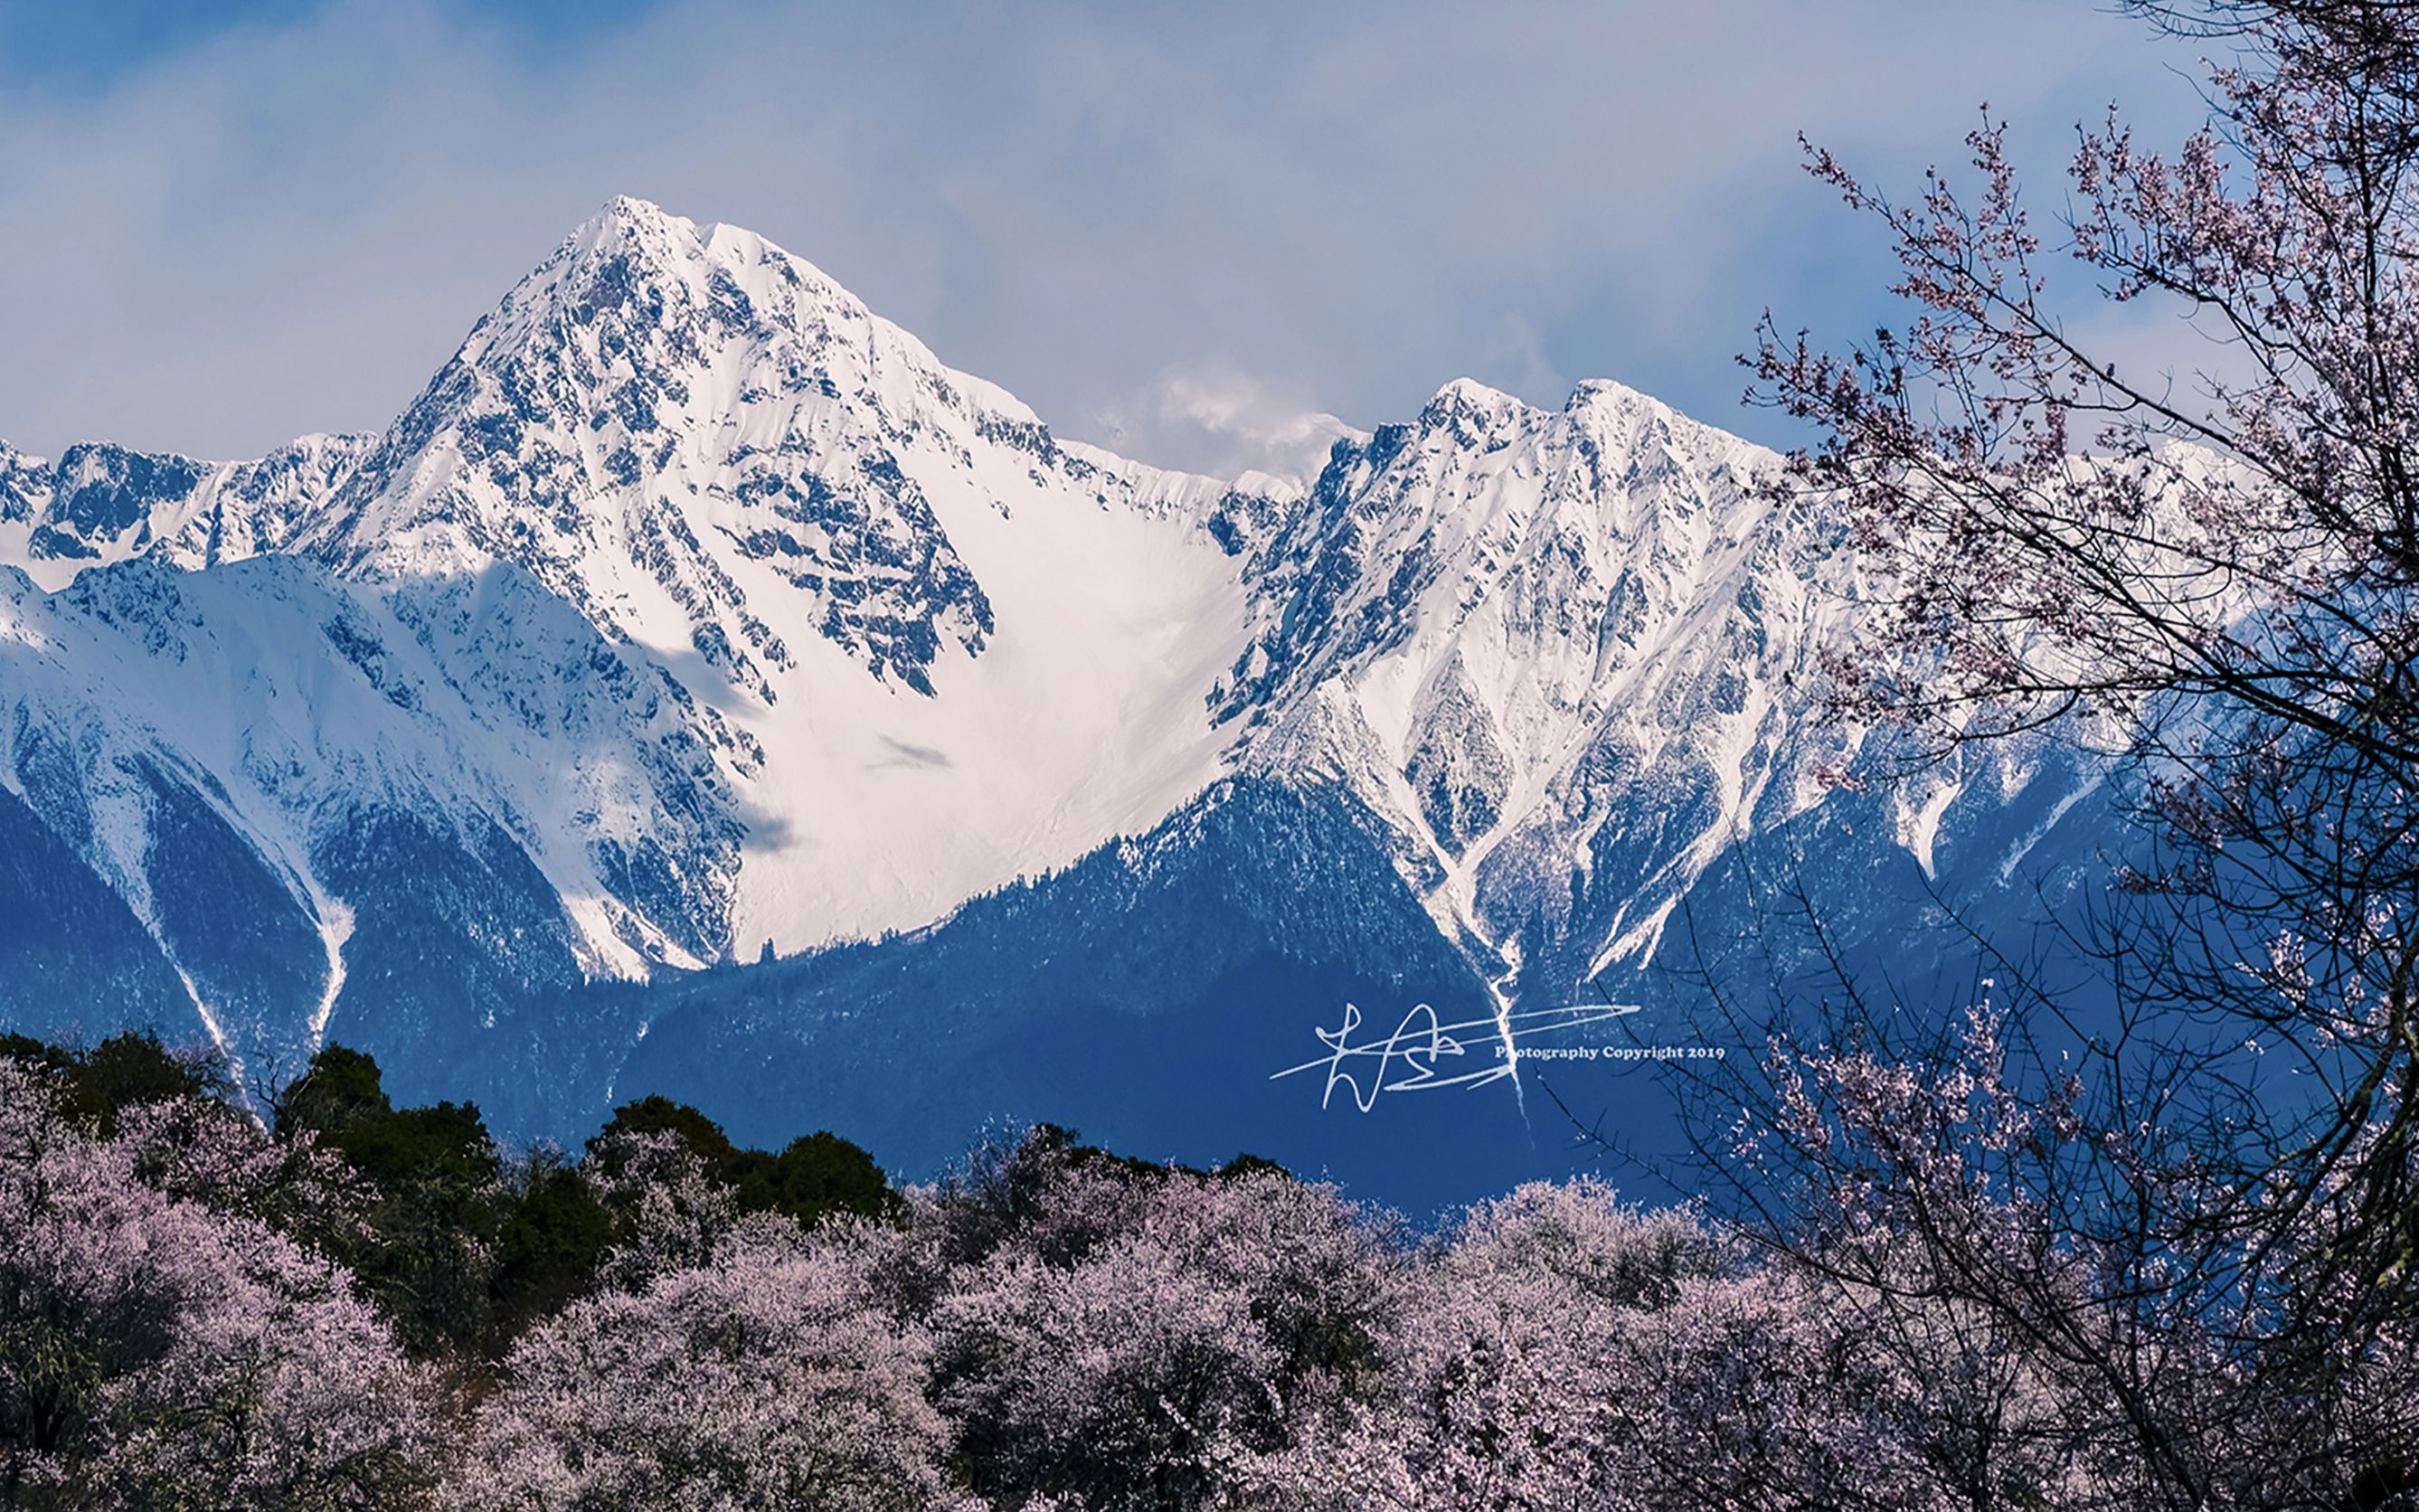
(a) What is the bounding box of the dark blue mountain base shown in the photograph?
[0,785,193,1041]
[565,770,2114,1216]
[593,780,1535,1215]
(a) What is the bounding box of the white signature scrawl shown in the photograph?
[1271,1001,1641,1113]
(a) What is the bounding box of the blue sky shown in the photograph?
[0,0,2210,477]
[0,0,656,84]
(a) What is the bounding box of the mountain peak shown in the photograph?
[550,194,713,291]
[523,196,914,374]
[1558,376,1774,481]
[1562,376,1660,413]
[1423,376,1526,416]
[580,193,690,241]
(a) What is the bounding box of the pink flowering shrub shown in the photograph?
[451,1223,962,1512]
[930,1153,1396,1511]
[0,1061,431,1509]
[1241,1180,1718,1511]
[114,1092,373,1256]
[579,1126,751,1290]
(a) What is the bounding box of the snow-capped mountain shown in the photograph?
[297,194,1282,962]
[0,434,371,586]
[0,198,2104,1180]
[1217,377,1858,984]
[2,201,1267,1069]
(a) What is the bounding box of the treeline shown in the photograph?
[3,1025,2409,1510]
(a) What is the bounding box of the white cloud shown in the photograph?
[1094,368,1359,486]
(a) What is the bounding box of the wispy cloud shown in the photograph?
[1090,368,1357,488]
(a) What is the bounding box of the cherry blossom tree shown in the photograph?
[1260,1180,1714,1511]
[451,1222,963,1512]
[1740,1,2419,1503]
[0,1061,432,1509]
[1240,1176,2100,1511]
[1753,0,2419,1251]
[929,1155,1396,1512]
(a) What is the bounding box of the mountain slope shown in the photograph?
[0,197,2111,1186]
[0,201,1280,1082]
[298,196,1268,955]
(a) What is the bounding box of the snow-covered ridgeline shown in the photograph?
[0,194,2094,1083]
